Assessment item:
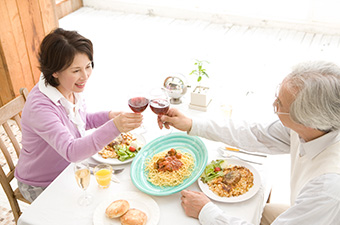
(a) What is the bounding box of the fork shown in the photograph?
[217,149,262,165]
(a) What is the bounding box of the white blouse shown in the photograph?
[38,74,86,137]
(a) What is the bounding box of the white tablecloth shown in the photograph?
[17,101,271,225]
[17,135,270,225]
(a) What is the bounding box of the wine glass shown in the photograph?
[128,92,149,133]
[149,88,173,135]
[74,161,93,206]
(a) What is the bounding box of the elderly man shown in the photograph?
[158,61,340,225]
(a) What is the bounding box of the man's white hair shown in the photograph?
[285,61,340,131]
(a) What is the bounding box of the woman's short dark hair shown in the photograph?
[38,28,94,87]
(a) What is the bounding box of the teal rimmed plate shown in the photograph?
[130,132,208,196]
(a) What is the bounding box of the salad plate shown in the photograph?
[198,158,261,203]
[93,191,159,225]
[92,133,146,165]
[130,132,208,196]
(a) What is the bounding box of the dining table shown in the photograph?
[17,99,272,225]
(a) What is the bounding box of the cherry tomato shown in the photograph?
[129,146,136,152]
[214,167,221,172]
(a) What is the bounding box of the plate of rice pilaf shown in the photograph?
[198,158,261,203]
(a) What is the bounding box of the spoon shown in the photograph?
[112,168,125,174]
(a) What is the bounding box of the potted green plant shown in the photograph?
[189,59,210,86]
[189,59,212,111]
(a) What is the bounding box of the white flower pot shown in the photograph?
[189,86,211,110]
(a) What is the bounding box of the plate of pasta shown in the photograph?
[130,132,208,196]
[198,158,261,202]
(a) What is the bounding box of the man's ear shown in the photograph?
[52,72,58,78]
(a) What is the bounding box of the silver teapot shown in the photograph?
[163,75,187,104]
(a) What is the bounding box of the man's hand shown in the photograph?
[180,190,211,218]
[158,108,192,132]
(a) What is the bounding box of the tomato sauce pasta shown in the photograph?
[145,149,195,187]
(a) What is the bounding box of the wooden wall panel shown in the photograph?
[0,1,26,105]
[39,0,59,34]
[17,0,47,86]
[71,0,83,10]
[0,0,58,106]
[56,0,83,19]
[6,0,35,96]
[0,44,12,106]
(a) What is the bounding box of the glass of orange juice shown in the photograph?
[94,164,113,189]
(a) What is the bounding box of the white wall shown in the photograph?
[84,0,340,34]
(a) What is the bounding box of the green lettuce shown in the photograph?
[200,159,224,183]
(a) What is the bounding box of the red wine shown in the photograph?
[150,99,170,115]
[128,97,149,113]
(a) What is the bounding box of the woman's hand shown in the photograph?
[112,112,143,133]
[108,111,123,119]
[158,108,192,132]
[180,190,211,218]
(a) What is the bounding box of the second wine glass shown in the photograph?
[149,88,172,135]
[128,93,149,133]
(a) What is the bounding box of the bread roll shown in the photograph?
[120,208,147,225]
[105,199,130,218]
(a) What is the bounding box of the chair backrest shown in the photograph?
[0,88,30,223]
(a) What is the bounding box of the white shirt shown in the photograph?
[189,119,340,225]
[38,74,86,137]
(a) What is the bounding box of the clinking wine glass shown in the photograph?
[150,98,170,115]
[74,161,93,206]
[149,88,173,135]
[128,93,149,133]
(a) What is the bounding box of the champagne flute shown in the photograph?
[149,88,173,135]
[74,161,93,206]
[128,92,149,133]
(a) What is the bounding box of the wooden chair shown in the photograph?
[0,88,30,223]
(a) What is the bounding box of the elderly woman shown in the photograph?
[159,61,340,224]
[15,28,143,202]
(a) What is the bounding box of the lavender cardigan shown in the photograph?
[15,85,120,187]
